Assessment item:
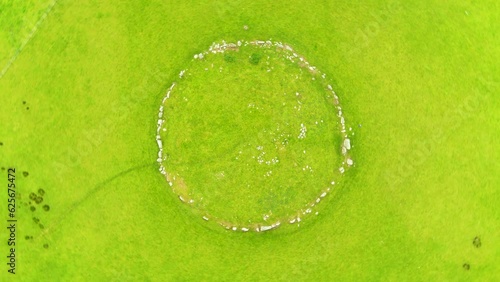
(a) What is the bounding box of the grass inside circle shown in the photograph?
[158,41,352,231]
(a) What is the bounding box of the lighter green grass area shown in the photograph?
[0,0,498,281]
[162,45,341,224]
[0,0,53,68]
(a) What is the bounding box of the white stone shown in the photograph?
[347,158,354,166]
[260,225,273,231]
[343,138,351,150]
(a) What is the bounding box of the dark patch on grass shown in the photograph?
[23,101,26,105]
[26,107,29,110]
[43,243,49,249]
[473,236,481,248]
[224,53,236,63]
[33,217,40,224]
[38,188,45,196]
[39,223,44,229]
[23,171,29,177]
[463,263,470,270]
[43,205,50,211]
[30,206,36,212]
[30,192,37,200]
[35,196,43,204]
[0,142,3,146]
[249,53,262,65]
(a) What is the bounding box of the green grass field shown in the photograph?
[0,0,498,281]
[159,41,352,231]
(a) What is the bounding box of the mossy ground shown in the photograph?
[0,0,498,281]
